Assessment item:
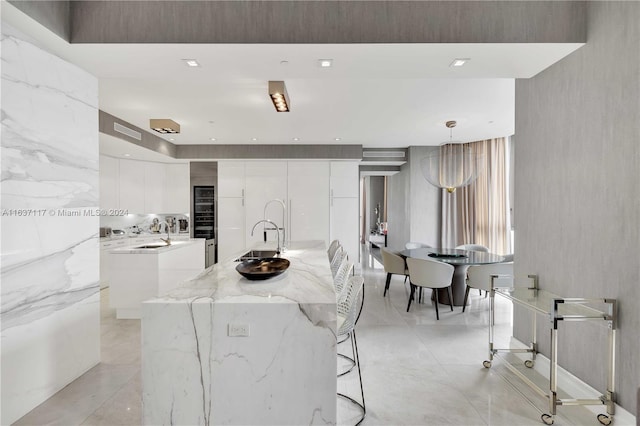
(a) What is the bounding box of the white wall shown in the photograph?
[0,24,100,423]
[514,1,639,411]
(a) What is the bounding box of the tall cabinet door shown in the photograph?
[217,197,245,261]
[218,161,246,260]
[99,155,119,210]
[330,161,360,261]
[288,161,330,244]
[244,161,288,249]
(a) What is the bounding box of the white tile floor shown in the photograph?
[15,246,630,425]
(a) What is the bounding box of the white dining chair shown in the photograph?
[380,248,409,297]
[502,253,514,262]
[406,258,454,320]
[455,244,489,253]
[463,262,513,312]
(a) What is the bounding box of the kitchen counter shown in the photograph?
[109,239,205,319]
[141,240,337,425]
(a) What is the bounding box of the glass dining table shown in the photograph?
[398,247,505,306]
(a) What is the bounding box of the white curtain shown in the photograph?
[440,137,512,255]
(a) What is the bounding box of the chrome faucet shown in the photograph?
[263,199,286,250]
[159,221,172,245]
[251,219,281,255]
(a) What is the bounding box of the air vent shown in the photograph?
[114,122,142,140]
[362,150,406,158]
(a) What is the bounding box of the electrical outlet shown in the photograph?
[228,323,250,337]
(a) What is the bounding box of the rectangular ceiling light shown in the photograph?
[150,118,180,134]
[268,81,290,112]
[450,58,470,67]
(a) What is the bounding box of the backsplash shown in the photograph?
[100,213,190,234]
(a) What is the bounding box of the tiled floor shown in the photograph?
[15,246,631,425]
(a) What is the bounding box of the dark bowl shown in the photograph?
[235,258,290,281]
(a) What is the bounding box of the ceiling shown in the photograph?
[4,4,583,161]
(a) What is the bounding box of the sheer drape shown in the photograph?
[440,138,511,255]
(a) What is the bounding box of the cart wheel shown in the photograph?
[541,413,554,425]
[597,414,612,425]
[483,360,492,368]
[524,360,534,368]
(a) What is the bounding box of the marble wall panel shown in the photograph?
[1,26,100,424]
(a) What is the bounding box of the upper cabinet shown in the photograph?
[100,155,119,210]
[288,161,330,243]
[118,159,145,213]
[218,162,245,198]
[99,155,189,214]
[330,162,359,198]
[165,164,190,213]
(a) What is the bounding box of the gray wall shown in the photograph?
[67,1,586,44]
[514,1,639,411]
[387,147,441,249]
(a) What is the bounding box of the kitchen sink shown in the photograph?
[235,250,278,261]
[135,243,170,249]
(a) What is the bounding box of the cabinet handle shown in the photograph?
[241,189,244,197]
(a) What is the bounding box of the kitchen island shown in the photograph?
[109,239,205,319]
[141,240,337,425]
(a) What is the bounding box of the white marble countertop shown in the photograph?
[146,240,335,305]
[110,239,203,255]
[100,232,191,242]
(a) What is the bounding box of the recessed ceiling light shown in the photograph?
[251,137,258,141]
[210,137,217,141]
[123,153,131,157]
[318,59,333,68]
[450,58,470,67]
[292,137,300,141]
[334,137,341,141]
[169,138,175,141]
[183,59,200,67]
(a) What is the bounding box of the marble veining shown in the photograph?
[1,25,100,425]
[143,241,337,425]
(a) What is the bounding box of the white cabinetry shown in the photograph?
[118,159,145,213]
[245,161,288,249]
[144,162,165,214]
[164,164,190,213]
[217,162,246,261]
[330,161,360,261]
[100,156,189,214]
[288,161,329,243]
[100,155,119,210]
[217,160,360,260]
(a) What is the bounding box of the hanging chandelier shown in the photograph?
[420,121,484,193]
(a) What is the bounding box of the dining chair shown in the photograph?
[336,275,366,425]
[406,258,454,320]
[380,248,409,297]
[404,242,432,249]
[502,253,514,262]
[455,244,489,253]
[463,262,513,312]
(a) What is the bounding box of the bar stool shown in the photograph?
[327,239,341,261]
[337,275,366,425]
[330,246,347,278]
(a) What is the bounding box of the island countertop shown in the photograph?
[147,240,336,306]
[109,238,204,255]
[141,240,338,425]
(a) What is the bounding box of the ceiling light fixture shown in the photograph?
[292,137,300,141]
[419,120,484,193]
[334,137,341,141]
[450,58,470,67]
[268,81,291,112]
[251,137,258,141]
[150,119,180,134]
[318,59,333,68]
[123,153,131,157]
[182,59,200,67]
[210,138,217,141]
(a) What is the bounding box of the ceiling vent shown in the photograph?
[113,122,142,140]
[362,150,406,159]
